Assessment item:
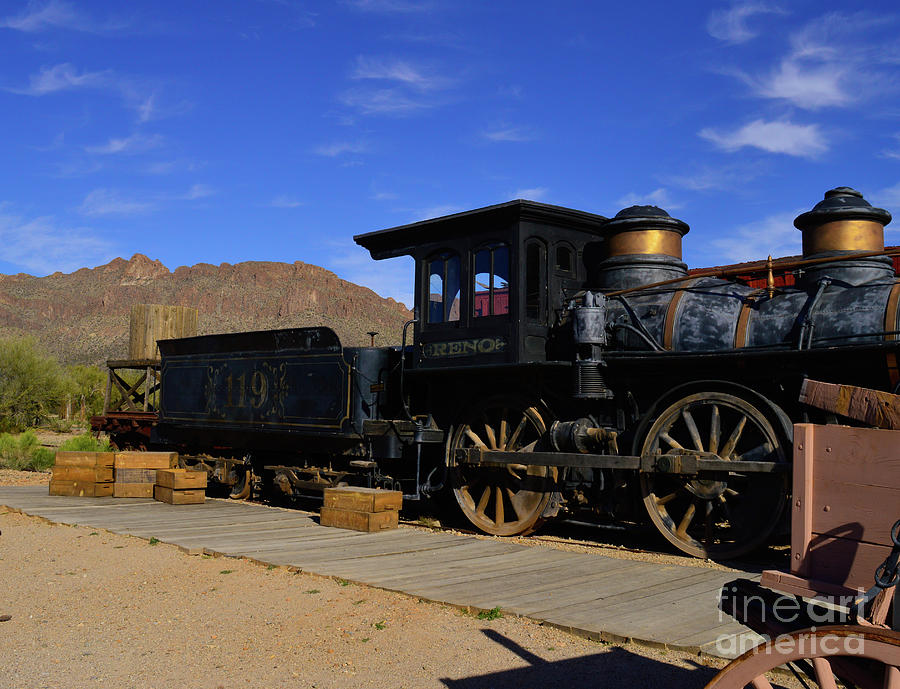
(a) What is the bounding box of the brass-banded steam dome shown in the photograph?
[794,187,891,257]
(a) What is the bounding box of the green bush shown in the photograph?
[0,337,68,432]
[0,430,54,471]
[65,364,106,421]
[57,433,111,453]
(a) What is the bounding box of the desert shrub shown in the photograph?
[46,416,75,433]
[64,364,106,421]
[30,446,56,471]
[0,430,54,471]
[57,433,111,453]
[0,337,68,432]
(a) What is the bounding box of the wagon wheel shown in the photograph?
[638,392,788,559]
[704,626,900,689]
[447,399,558,537]
[228,465,253,500]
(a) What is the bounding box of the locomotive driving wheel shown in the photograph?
[447,398,558,537]
[638,391,789,560]
[704,626,900,689]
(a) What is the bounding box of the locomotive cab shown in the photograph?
[354,200,609,369]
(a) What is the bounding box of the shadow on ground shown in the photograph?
[440,629,719,688]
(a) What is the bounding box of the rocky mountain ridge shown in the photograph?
[0,254,412,366]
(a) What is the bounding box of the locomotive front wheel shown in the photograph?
[228,466,253,500]
[638,392,788,560]
[447,399,557,537]
[703,626,900,689]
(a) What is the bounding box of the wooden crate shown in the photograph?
[323,486,402,513]
[50,481,114,498]
[761,423,900,598]
[51,466,114,483]
[320,506,398,532]
[113,483,154,498]
[156,468,207,490]
[54,451,114,468]
[154,485,205,505]
[114,451,178,469]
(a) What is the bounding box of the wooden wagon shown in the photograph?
[705,386,900,687]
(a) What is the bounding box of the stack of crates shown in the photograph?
[49,452,115,497]
[320,486,402,532]
[113,452,178,498]
[154,469,207,505]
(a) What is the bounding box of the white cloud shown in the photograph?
[340,87,435,115]
[699,119,827,157]
[616,188,681,209]
[271,195,303,208]
[79,189,153,217]
[724,12,897,110]
[0,0,126,33]
[84,133,163,155]
[700,211,802,264]
[707,2,784,44]
[512,187,549,201]
[482,125,535,143]
[342,56,453,116]
[9,63,109,95]
[314,141,368,157]
[0,209,115,275]
[352,56,448,91]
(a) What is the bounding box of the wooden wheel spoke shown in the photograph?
[506,415,529,451]
[811,657,838,689]
[506,487,528,521]
[675,502,697,538]
[475,485,491,516]
[482,419,498,450]
[465,428,487,449]
[709,404,720,455]
[720,416,747,459]
[498,411,509,451]
[749,677,775,689]
[659,432,684,450]
[655,491,679,507]
[493,486,505,526]
[682,409,704,451]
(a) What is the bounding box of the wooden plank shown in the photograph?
[114,452,178,469]
[153,485,205,505]
[323,486,401,512]
[319,506,398,532]
[809,425,900,490]
[156,469,207,490]
[792,423,815,578]
[54,451,115,468]
[799,379,900,429]
[51,466,114,483]
[810,478,899,544]
[113,483,154,498]
[49,481,114,498]
[805,535,891,592]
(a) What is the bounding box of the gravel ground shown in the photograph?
[0,471,734,689]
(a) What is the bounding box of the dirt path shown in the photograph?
[0,474,731,689]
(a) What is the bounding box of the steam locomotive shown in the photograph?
[152,187,900,559]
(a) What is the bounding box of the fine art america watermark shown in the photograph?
[714,583,868,657]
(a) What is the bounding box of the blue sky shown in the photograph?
[2,0,899,308]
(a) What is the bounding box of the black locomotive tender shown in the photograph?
[155,187,900,559]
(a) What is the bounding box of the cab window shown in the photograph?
[473,243,509,318]
[427,252,460,323]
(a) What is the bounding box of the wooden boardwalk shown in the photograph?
[0,486,761,658]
